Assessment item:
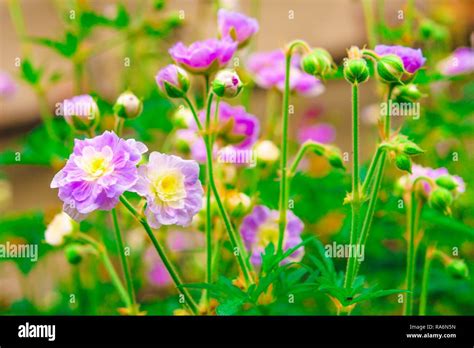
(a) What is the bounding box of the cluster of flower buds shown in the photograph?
[384,134,424,173]
[301,48,336,79]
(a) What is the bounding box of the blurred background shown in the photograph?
[0,0,473,315]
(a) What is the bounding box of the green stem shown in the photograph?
[111,208,138,315]
[182,96,203,131]
[404,186,423,316]
[289,141,325,177]
[37,88,56,140]
[76,232,130,309]
[119,196,199,315]
[344,84,361,289]
[384,84,395,139]
[73,60,84,95]
[99,246,132,309]
[277,40,310,255]
[203,93,254,285]
[114,117,125,136]
[352,84,394,280]
[361,144,386,196]
[362,0,377,48]
[419,245,434,316]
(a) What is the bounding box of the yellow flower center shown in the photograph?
[257,220,279,247]
[151,171,186,203]
[76,147,114,181]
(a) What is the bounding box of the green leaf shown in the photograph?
[20,59,43,85]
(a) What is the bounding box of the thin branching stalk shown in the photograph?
[277,40,310,255]
[111,208,138,315]
[119,196,199,315]
[419,245,435,315]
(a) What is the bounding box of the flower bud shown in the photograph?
[65,243,83,265]
[401,141,424,156]
[62,95,100,132]
[428,187,453,215]
[343,58,369,85]
[172,107,194,129]
[114,91,143,119]
[435,175,458,191]
[325,146,345,169]
[225,191,252,218]
[45,212,74,246]
[301,48,335,78]
[376,54,410,84]
[155,64,190,98]
[395,154,412,173]
[212,69,243,98]
[446,259,469,279]
[254,140,280,164]
[394,84,423,103]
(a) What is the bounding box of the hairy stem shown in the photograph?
[344,84,361,289]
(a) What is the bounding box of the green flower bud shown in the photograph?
[377,55,411,84]
[114,91,143,119]
[446,259,469,279]
[325,146,345,169]
[225,191,252,218]
[212,69,243,98]
[402,141,424,156]
[429,187,453,215]
[65,244,83,265]
[395,154,412,173]
[394,84,423,103]
[435,175,458,191]
[343,58,369,85]
[301,48,335,78]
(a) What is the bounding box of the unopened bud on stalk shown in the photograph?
[325,146,345,169]
[301,48,335,78]
[435,175,458,191]
[65,243,83,265]
[395,154,412,173]
[225,191,252,218]
[428,187,453,215]
[114,91,143,119]
[401,141,424,156]
[255,140,280,164]
[446,259,469,279]
[376,55,411,84]
[394,84,423,103]
[62,94,100,132]
[212,69,243,98]
[155,64,190,98]
[343,58,369,85]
